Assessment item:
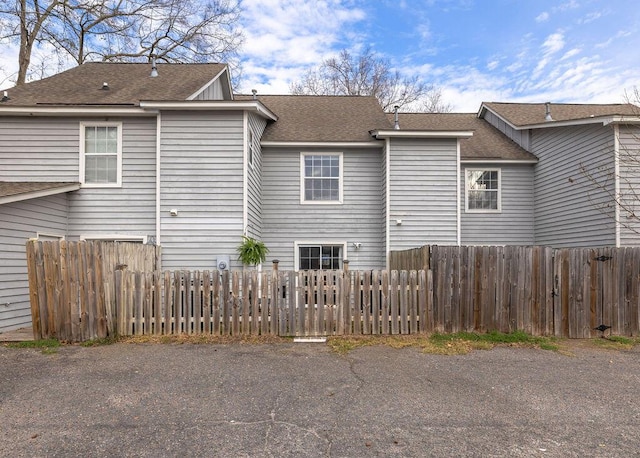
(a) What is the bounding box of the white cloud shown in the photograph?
[535,12,549,23]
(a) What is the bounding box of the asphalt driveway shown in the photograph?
[1,341,639,457]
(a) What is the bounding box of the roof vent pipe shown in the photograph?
[1,90,8,102]
[251,89,257,100]
[150,57,158,78]
[102,82,109,90]
[394,105,400,130]
[545,102,553,121]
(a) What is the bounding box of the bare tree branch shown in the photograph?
[290,47,451,112]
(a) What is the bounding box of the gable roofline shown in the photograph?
[138,100,278,120]
[479,102,640,130]
[0,106,151,117]
[0,182,80,205]
[186,66,233,101]
[370,129,473,139]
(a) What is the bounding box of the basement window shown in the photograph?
[296,243,345,270]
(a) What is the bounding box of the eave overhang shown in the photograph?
[461,159,538,164]
[0,183,81,205]
[0,106,151,117]
[261,141,382,148]
[139,100,278,121]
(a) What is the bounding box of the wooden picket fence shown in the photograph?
[26,240,160,341]
[114,269,433,338]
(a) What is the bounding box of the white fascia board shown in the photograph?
[261,141,382,148]
[0,183,80,205]
[371,130,474,139]
[139,100,278,121]
[461,159,538,164]
[603,116,640,126]
[0,106,150,116]
[186,66,232,100]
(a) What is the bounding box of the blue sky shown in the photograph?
[238,0,640,110]
[2,0,639,111]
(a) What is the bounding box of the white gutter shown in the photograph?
[385,137,391,270]
[139,101,278,121]
[461,159,538,164]
[456,139,461,246]
[243,111,249,236]
[155,112,162,247]
[614,124,621,248]
[261,141,381,149]
[0,183,80,205]
[372,130,473,139]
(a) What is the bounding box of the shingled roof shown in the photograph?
[482,102,639,127]
[389,113,537,161]
[1,62,228,106]
[239,95,392,143]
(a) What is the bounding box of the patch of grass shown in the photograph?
[590,335,640,351]
[328,331,560,355]
[80,336,120,347]
[5,338,60,354]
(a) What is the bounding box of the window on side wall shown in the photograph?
[465,168,501,212]
[300,153,343,204]
[297,244,344,270]
[248,128,254,166]
[80,122,122,187]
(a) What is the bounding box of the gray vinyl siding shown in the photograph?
[160,111,244,270]
[0,194,69,332]
[261,147,385,270]
[618,125,640,245]
[532,124,616,247]
[483,111,531,150]
[461,164,535,245]
[388,138,458,250]
[193,78,224,100]
[67,118,157,239]
[0,117,81,181]
[246,113,268,240]
[381,143,388,264]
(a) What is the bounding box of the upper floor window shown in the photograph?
[80,122,122,187]
[301,153,343,204]
[466,168,501,212]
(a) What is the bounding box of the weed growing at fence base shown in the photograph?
[5,339,60,354]
[327,331,560,355]
[590,335,640,351]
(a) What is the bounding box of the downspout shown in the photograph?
[614,124,621,247]
[155,112,162,247]
[243,111,249,237]
[456,138,461,246]
[385,137,391,269]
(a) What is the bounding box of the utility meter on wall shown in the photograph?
[216,255,230,271]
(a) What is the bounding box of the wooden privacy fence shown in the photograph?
[26,240,161,341]
[114,269,433,338]
[393,245,640,338]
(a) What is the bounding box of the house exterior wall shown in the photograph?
[246,113,268,240]
[159,110,244,270]
[531,124,616,247]
[0,194,69,332]
[388,138,459,250]
[460,163,535,245]
[194,78,224,100]
[261,146,385,270]
[67,117,157,239]
[0,117,81,181]
[483,110,530,150]
[618,124,640,246]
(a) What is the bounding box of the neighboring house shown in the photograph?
[0,62,639,332]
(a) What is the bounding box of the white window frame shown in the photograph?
[300,152,343,205]
[294,241,347,271]
[248,128,255,168]
[37,232,65,241]
[80,234,147,244]
[79,121,123,188]
[465,168,502,213]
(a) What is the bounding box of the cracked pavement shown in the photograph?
[1,342,639,457]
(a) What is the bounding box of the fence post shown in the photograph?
[343,259,349,272]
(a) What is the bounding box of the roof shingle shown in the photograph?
[482,102,639,127]
[0,182,79,200]
[1,62,227,106]
[391,113,537,161]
